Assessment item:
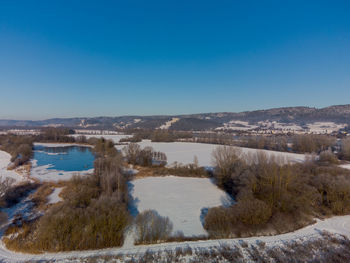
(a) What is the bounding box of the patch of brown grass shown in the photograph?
[132,165,209,179]
[31,182,67,210]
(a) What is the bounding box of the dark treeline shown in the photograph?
[194,133,337,154]
[153,164,209,178]
[4,138,131,252]
[120,129,193,143]
[36,127,75,142]
[204,146,350,238]
[291,134,336,153]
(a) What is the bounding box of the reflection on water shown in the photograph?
[33,145,95,172]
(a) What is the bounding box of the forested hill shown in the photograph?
[1,104,350,131]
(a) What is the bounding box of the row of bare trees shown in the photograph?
[123,143,167,166]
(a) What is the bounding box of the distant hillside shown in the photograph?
[1,104,349,131]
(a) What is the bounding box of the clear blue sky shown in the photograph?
[0,0,349,120]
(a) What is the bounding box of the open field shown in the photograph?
[129,176,233,236]
[116,140,306,167]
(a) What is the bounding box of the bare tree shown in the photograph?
[135,210,173,244]
[123,143,141,165]
[340,138,350,160]
[212,146,242,176]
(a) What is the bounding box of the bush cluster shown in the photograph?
[205,146,350,238]
[4,138,131,252]
[135,210,173,244]
[0,134,34,167]
[123,143,167,166]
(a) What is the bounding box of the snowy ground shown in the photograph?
[307,122,347,134]
[159,118,180,129]
[30,159,93,182]
[0,214,349,262]
[47,187,63,204]
[116,141,306,167]
[70,134,132,143]
[129,176,233,236]
[216,120,259,131]
[0,150,27,184]
[340,163,350,170]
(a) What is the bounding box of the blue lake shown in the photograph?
[33,145,95,171]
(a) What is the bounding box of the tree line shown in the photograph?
[120,129,192,143]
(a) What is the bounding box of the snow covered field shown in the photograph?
[116,141,306,167]
[216,120,259,131]
[0,150,27,184]
[307,122,347,134]
[129,176,233,236]
[70,134,132,143]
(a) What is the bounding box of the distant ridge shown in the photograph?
[1,104,349,131]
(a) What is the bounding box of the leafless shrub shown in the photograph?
[183,245,193,256]
[175,247,183,257]
[0,177,16,199]
[218,244,244,262]
[239,240,248,248]
[135,210,173,244]
[257,240,266,249]
[319,150,339,164]
[79,234,350,262]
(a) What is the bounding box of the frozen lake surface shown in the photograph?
[33,144,94,172]
[31,143,95,181]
